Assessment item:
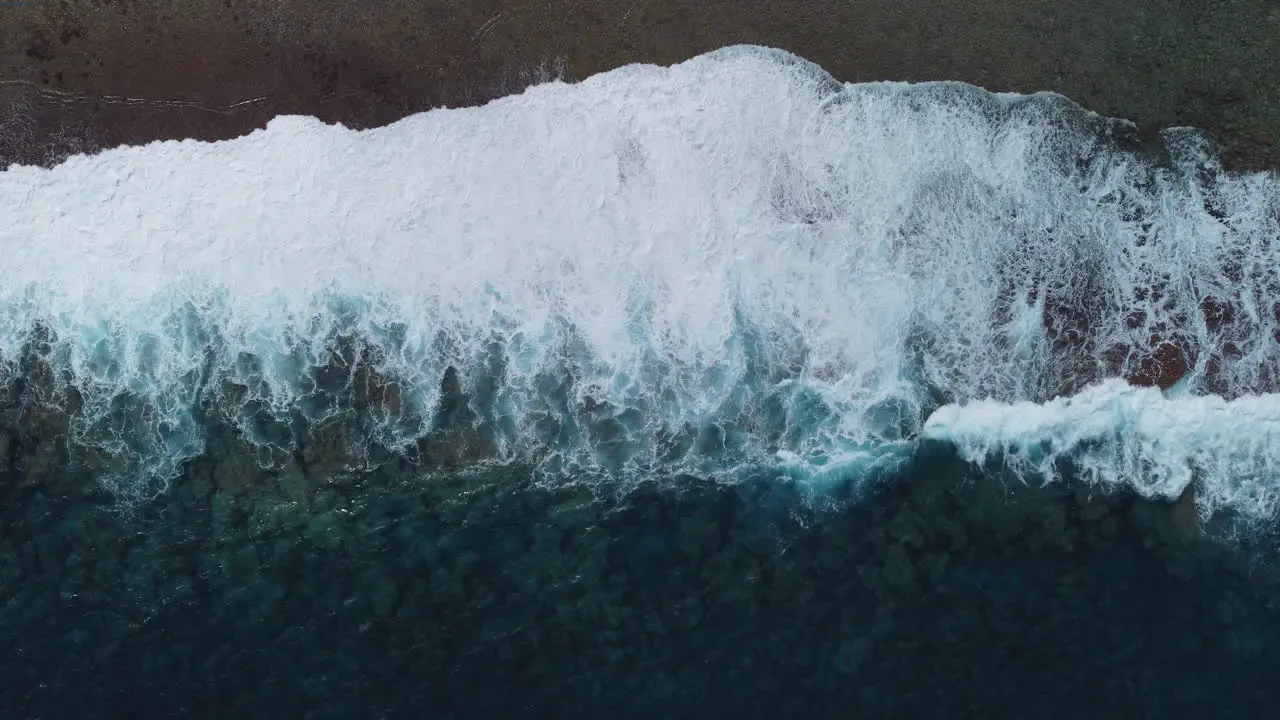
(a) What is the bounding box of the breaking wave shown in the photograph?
[1,46,1278,517]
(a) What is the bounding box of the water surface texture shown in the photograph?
[3,47,1280,718]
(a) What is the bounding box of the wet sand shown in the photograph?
[2,0,1278,170]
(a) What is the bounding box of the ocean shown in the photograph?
[2,46,1280,717]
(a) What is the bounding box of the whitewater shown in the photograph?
[1,46,1278,517]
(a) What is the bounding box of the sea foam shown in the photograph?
[1,45,1278,513]
[924,380,1280,520]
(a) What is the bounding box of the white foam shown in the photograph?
[924,380,1280,519]
[0,45,1277,507]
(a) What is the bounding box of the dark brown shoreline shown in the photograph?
[2,0,1279,171]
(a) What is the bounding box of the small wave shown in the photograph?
[924,379,1280,521]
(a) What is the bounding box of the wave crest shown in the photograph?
[0,46,1277,514]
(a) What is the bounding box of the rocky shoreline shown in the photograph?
[2,0,1279,172]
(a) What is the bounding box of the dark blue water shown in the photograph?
[4,400,1280,718]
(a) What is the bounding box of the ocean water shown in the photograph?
[3,45,1280,717]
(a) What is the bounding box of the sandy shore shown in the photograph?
[1,0,1278,170]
